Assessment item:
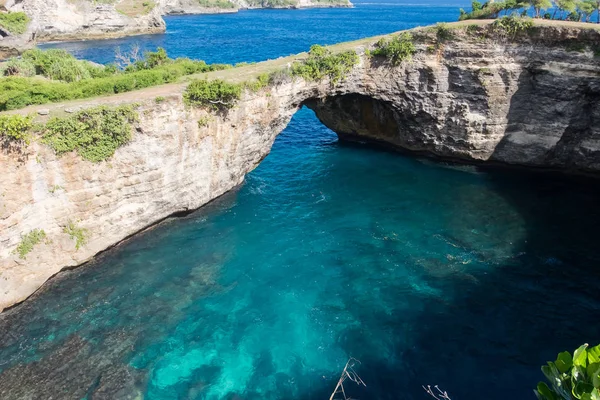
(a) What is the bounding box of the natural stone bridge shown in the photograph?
[2,20,600,311]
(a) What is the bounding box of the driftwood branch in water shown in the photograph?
[422,385,452,400]
[329,357,366,400]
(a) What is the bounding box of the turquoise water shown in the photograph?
[3,3,600,400]
[2,109,600,399]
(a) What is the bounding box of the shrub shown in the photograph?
[0,11,30,35]
[48,184,63,194]
[1,58,36,77]
[371,32,416,66]
[291,45,359,83]
[535,343,600,400]
[197,115,211,127]
[127,47,171,71]
[243,73,270,91]
[42,105,138,162]
[15,229,46,259]
[63,220,88,250]
[21,48,114,81]
[23,49,78,77]
[183,79,242,111]
[155,96,165,103]
[0,114,34,144]
[491,16,534,39]
[459,0,507,20]
[565,41,587,53]
[47,57,92,82]
[0,48,233,111]
[435,23,453,42]
[268,69,291,86]
[466,24,480,35]
[145,47,169,68]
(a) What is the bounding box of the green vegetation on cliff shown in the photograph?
[78,0,156,16]
[370,32,416,65]
[18,49,112,82]
[460,0,600,23]
[459,0,527,20]
[0,114,34,144]
[196,0,237,8]
[245,0,296,7]
[492,15,535,37]
[184,79,243,110]
[116,0,156,16]
[42,105,138,162]
[0,48,231,111]
[0,11,29,35]
[535,343,600,400]
[291,45,358,83]
[14,229,47,259]
[1,105,139,162]
[183,72,271,111]
[64,220,88,250]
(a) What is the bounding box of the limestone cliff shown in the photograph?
[4,0,165,41]
[159,0,350,15]
[2,22,600,311]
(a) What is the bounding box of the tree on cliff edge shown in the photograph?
[529,0,552,17]
[554,0,576,19]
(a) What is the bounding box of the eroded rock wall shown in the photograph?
[3,25,600,310]
[6,0,165,42]
[158,0,351,15]
[0,79,321,311]
[308,27,600,170]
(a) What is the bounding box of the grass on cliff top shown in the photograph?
[116,0,156,16]
[0,47,232,111]
[196,0,237,9]
[245,0,296,6]
[0,11,30,35]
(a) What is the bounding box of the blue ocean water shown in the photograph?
[3,2,600,400]
[40,0,467,65]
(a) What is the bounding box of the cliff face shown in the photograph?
[158,0,350,16]
[5,0,165,42]
[2,23,600,311]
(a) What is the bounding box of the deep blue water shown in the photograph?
[3,2,600,400]
[40,0,467,65]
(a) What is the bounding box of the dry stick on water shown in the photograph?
[422,385,452,400]
[329,357,367,400]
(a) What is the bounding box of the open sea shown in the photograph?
[2,1,600,399]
